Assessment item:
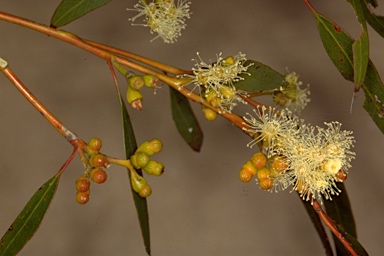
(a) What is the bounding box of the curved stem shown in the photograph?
[312,199,359,256]
[0,11,251,135]
[85,40,192,76]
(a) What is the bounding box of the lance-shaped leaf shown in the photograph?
[51,0,112,27]
[169,87,203,152]
[361,0,384,38]
[362,61,384,133]
[0,174,61,255]
[311,10,355,81]
[300,199,334,256]
[323,183,368,256]
[307,3,384,133]
[234,60,285,92]
[348,0,369,89]
[116,88,151,255]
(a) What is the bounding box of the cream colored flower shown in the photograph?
[128,0,191,43]
[182,52,252,112]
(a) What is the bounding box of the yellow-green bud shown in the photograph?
[222,56,235,66]
[130,170,147,194]
[139,184,152,197]
[241,160,257,176]
[127,86,143,110]
[143,75,159,88]
[128,75,145,90]
[137,138,163,156]
[143,160,164,176]
[131,152,150,169]
[202,107,218,121]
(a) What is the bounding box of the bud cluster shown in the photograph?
[126,74,160,110]
[76,138,109,204]
[129,138,164,197]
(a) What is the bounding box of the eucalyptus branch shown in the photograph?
[312,199,359,256]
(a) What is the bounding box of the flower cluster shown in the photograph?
[128,0,192,43]
[183,52,253,113]
[242,106,355,202]
[273,71,311,113]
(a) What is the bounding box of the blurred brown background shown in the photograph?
[1,1,384,255]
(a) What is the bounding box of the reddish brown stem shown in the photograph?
[85,40,192,76]
[1,64,78,142]
[312,199,359,256]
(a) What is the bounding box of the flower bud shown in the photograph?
[128,75,145,90]
[86,137,102,155]
[202,106,217,121]
[241,161,257,176]
[138,184,152,197]
[256,167,270,181]
[89,153,109,168]
[137,139,163,156]
[130,170,148,194]
[251,152,267,170]
[90,168,108,184]
[222,56,235,66]
[239,169,254,182]
[143,160,164,176]
[76,191,90,204]
[131,152,150,169]
[259,177,273,190]
[76,176,90,192]
[126,86,143,110]
[143,75,159,88]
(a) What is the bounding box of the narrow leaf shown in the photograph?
[234,60,285,92]
[307,3,384,133]
[312,11,354,81]
[0,174,61,256]
[362,61,384,133]
[116,88,151,255]
[362,0,384,38]
[51,0,112,27]
[352,31,369,89]
[300,199,334,256]
[323,183,358,256]
[349,0,369,89]
[169,87,203,152]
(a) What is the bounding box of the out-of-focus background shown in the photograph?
[1,1,384,255]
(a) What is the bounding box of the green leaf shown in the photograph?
[300,198,334,256]
[50,0,112,27]
[348,0,369,89]
[323,183,367,256]
[352,31,369,89]
[169,87,203,152]
[362,61,384,133]
[0,174,61,256]
[307,3,384,133]
[116,87,151,255]
[362,0,384,38]
[234,60,285,92]
[312,11,355,81]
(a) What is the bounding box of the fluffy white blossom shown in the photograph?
[128,0,191,43]
[182,52,252,113]
[243,108,355,202]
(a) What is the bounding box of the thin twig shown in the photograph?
[312,199,359,256]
